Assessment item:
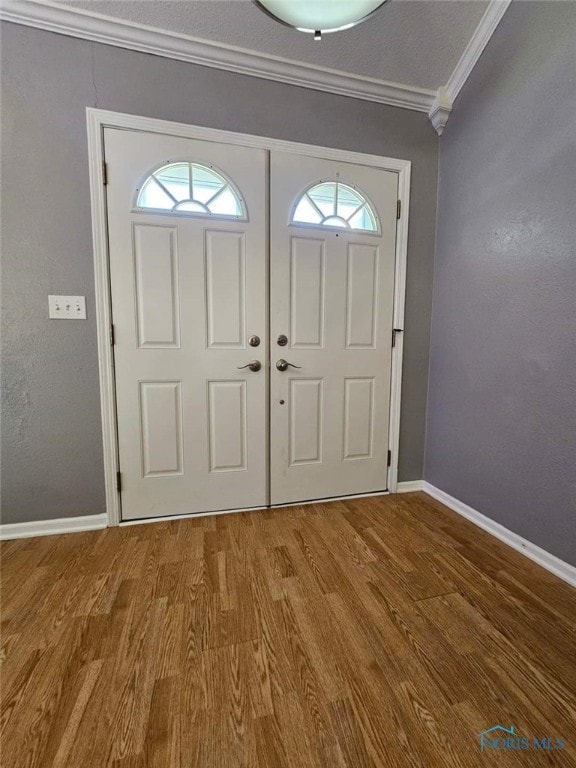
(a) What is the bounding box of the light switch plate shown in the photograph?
[48,295,86,319]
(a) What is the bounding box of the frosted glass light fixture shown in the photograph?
[254,0,388,40]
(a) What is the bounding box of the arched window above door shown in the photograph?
[136,162,246,219]
[291,181,379,233]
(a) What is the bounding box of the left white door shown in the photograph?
[105,128,268,520]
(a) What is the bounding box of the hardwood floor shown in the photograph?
[1,491,575,767]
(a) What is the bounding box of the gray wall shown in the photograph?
[1,22,438,524]
[425,1,576,565]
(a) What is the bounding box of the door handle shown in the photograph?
[276,359,302,372]
[237,360,262,372]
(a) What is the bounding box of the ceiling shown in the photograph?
[58,0,489,91]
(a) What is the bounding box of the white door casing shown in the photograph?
[269,152,398,505]
[105,129,268,520]
[88,109,410,526]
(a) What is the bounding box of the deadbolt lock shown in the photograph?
[277,334,288,346]
[249,335,261,347]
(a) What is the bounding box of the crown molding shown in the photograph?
[428,0,511,133]
[446,0,511,103]
[428,87,452,136]
[1,0,511,134]
[0,0,435,113]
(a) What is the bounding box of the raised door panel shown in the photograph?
[289,379,323,465]
[205,231,246,348]
[343,378,374,460]
[290,237,325,348]
[139,381,183,476]
[208,381,247,472]
[345,243,378,349]
[133,224,180,348]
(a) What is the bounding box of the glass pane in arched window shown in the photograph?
[292,181,379,233]
[136,163,245,219]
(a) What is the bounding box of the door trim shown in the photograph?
[87,108,411,527]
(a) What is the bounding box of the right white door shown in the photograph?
[270,151,399,505]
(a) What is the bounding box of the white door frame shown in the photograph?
[86,108,411,527]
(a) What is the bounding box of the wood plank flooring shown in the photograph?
[1,492,575,767]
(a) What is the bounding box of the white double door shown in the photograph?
[105,129,398,521]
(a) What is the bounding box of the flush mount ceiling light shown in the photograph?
[254,0,388,40]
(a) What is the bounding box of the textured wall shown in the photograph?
[425,2,576,565]
[1,22,438,524]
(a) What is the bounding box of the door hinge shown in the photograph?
[102,161,108,185]
[392,328,403,347]
[110,324,115,346]
[387,450,392,467]
[116,471,122,493]
[396,200,401,219]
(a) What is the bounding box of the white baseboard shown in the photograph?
[396,481,424,493]
[422,483,576,589]
[3,485,573,592]
[0,514,107,541]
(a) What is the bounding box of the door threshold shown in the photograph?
[119,504,268,527]
[270,489,389,508]
[119,489,389,527]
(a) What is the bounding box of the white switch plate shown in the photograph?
[48,295,86,319]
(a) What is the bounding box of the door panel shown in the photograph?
[343,377,374,460]
[105,128,267,520]
[133,224,180,348]
[205,231,246,348]
[289,378,324,465]
[270,151,398,505]
[139,381,183,476]
[345,244,378,348]
[290,237,325,347]
[207,380,247,472]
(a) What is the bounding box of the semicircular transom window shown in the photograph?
[292,181,379,233]
[136,162,246,219]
